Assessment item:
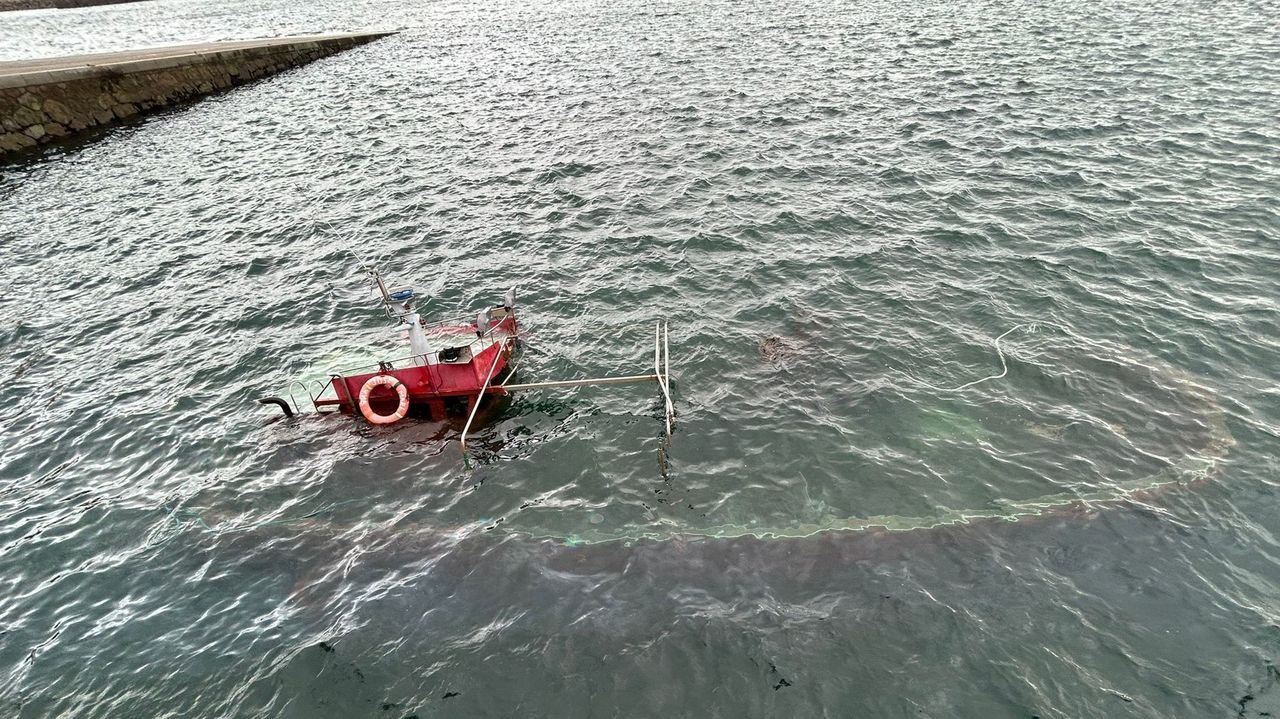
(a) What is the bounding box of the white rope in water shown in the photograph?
[900,323,1033,392]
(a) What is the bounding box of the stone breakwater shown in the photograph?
[0,0,142,11]
[0,32,392,158]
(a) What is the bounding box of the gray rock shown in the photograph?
[0,132,37,151]
[12,105,44,127]
[42,98,74,125]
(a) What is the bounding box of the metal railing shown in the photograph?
[458,319,675,459]
[656,320,675,436]
[458,344,508,454]
[286,378,334,414]
[326,313,515,379]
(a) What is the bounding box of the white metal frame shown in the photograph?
[459,320,675,457]
[458,341,509,454]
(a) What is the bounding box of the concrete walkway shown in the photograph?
[0,33,393,88]
[1,32,394,157]
[0,0,144,12]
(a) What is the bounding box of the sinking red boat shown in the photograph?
[271,268,516,426]
[260,267,674,456]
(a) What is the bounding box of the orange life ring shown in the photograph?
[358,375,409,424]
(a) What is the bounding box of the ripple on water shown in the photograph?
[1,0,1279,716]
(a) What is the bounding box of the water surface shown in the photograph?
[1,0,1279,716]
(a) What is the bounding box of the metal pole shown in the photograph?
[663,320,674,431]
[459,348,505,454]
[654,322,661,386]
[655,321,673,436]
[495,374,660,392]
[663,320,670,387]
[366,266,392,304]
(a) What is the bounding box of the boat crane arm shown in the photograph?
[364,265,427,324]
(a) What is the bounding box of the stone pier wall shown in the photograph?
[0,0,143,11]
[0,32,392,157]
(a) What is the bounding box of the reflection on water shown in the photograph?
[1,0,1278,716]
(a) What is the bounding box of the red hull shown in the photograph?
[317,312,517,421]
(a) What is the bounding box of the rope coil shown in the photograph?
[899,323,1035,392]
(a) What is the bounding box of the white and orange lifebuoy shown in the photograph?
[358,375,409,424]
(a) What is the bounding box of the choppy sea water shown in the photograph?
[2,0,1279,716]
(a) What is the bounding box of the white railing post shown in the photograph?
[459,344,506,455]
[655,320,674,437]
[460,321,675,459]
[663,320,674,431]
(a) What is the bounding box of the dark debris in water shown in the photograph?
[1237,662,1280,718]
[768,662,792,691]
[759,335,805,369]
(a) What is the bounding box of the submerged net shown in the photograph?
[159,328,1235,549]
[496,329,1236,546]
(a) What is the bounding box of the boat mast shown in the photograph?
[365,266,432,360]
